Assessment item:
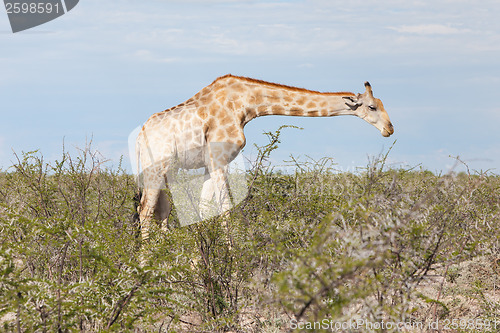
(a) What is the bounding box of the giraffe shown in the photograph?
[135,74,394,242]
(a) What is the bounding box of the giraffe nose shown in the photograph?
[387,123,394,135]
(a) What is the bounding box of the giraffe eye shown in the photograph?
[368,105,377,111]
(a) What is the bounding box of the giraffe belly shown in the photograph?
[174,144,206,170]
[174,141,242,171]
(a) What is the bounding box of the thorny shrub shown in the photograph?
[0,129,499,332]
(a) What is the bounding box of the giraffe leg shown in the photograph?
[199,170,215,220]
[155,189,172,232]
[138,188,161,267]
[208,167,233,248]
[138,171,167,266]
[198,167,232,218]
[139,187,162,242]
[210,167,232,214]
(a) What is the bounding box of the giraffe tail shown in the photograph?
[135,133,142,190]
[132,132,143,231]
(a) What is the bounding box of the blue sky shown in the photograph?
[1,0,499,174]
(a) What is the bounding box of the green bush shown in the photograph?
[0,131,499,332]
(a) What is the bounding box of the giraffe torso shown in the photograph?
[138,85,246,175]
[138,103,205,171]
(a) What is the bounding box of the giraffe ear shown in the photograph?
[364,81,373,96]
[343,96,362,109]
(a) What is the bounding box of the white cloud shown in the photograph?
[390,24,470,35]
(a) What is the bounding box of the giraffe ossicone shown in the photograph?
[132,74,394,242]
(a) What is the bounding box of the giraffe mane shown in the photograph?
[214,74,355,97]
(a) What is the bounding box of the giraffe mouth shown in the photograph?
[381,123,394,137]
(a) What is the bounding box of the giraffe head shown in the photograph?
[343,82,394,137]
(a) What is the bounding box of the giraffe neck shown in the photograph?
[222,76,357,126]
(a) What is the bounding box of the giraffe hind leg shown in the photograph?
[155,188,172,231]
[139,187,162,242]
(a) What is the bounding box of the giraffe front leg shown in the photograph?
[208,167,234,249]
[210,167,232,214]
[198,168,232,220]
[199,172,215,220]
